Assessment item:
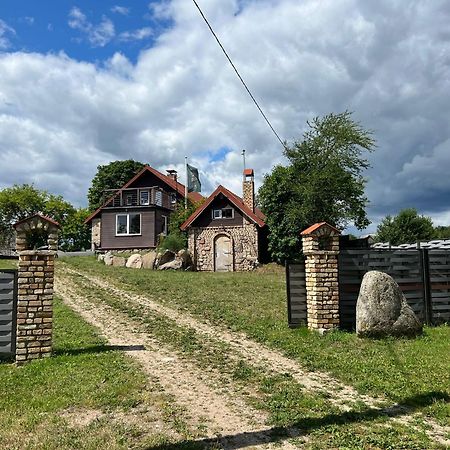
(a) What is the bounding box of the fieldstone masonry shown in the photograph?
[13,214,59,365]
[188,224,259,271]
[301,222,340,333]
[91,218,101,250]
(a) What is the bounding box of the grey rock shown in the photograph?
[176,249,192,268]
[158,258,183,270]
[356,271,423,338]
[142,251,156,269]
[155,249,175,269]
[126,254,143,269]
[112,256,126,267]
[104,252,113,266]
[97,253,105,262]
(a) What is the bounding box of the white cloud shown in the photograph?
[119,27,153,42]
[68,7,115,47]
[111,6,130,16]
[0,19,15,49]
[19,16,35,25]
[0,0,449,230]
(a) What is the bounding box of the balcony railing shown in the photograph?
[102,187,175,210]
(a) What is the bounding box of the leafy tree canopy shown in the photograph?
[0,184,89,251]
[87,160,146,211]
[376,208,435,245]
[259,111,375,262]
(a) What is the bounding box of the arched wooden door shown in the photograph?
[214,235,233,272]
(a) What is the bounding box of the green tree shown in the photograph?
[259,111,375,262]
[88,160,146,211]
[59,208,91,251]
[376,208,435,245]
[0,184,89,251]
[433,225,450,240]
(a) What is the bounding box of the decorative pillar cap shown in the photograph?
[301,222,341,237]
[13,214,60,231]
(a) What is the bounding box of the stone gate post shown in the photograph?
[13,214,59,365]
[301,222,340,333]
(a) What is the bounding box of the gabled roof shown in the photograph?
[85,165,204,224]
[180,185,266,230]
[13,213,60,229]
[300,222,340,236]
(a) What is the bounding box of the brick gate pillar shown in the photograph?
[301,222,340,333]
[13,214,60,365]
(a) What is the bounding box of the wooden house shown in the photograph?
[180,169,268,271]
[85,165,203,251]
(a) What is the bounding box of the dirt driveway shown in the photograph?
[55,264,450,449]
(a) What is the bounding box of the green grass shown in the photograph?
[0,258,18,269]
[63,256,450,428]
[0,296,192,449]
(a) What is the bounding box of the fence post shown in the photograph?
[13,214,59,365]
[301,222,341,333]
[420,249,433,326]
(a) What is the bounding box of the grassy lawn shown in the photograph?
[0,258,18,270]
[63,257,450,429]
[0,296,192,450]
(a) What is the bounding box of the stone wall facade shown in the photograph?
[16,251,55,364]
[301,223,340,333]
[188,224,259,271]
[91,218,101,250]
[242,180,254,212]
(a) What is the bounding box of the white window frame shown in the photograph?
[212,208,234,220]
[162,215,168,236]
[125,193,134,206]
[116,213,142,236]
[140,190,150,206]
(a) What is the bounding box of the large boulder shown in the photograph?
[177,249,192,268]
[154,249,175,269]
[356,271,423,338]
[104,252,113,266]
[112,256,126,267]
[158,259,183,270]
[126,254,143,269]
[142,251,157,269]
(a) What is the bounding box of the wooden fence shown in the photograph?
[339,249,450,329]
[286,249,450,329]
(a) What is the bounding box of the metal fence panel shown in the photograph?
[286,260,307,327]
[0,270,17,356]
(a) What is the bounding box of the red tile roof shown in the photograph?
[180,185,266,230]
[243,168,254,176]
[300,222,340,235]
[85,165,204,224]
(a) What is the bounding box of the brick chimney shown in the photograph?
[166,169,178,182]
[242,168,255,212]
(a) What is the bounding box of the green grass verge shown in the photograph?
[0,296,192,449]
[0,258,18,269]
[63,257,450,427]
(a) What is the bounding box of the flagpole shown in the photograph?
[185,156,188,210]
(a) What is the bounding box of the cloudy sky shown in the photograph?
[0,0,449,233]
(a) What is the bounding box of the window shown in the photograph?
[212,208,234,219]
[116,213,141,235]
[125,193,133,206]
[170,193,177,204]
[140,190,150,205]
[162,215,168,235]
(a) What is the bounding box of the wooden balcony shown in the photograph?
[102,187,175,210]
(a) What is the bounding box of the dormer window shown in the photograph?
[212,208,234,219]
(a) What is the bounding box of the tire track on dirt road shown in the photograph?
[55,275,301,450]
[59,264,450,447]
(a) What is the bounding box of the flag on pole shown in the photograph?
[187,163,201,193]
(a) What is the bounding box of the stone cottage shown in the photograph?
[180,169,268,271]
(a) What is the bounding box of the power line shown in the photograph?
[191,0,286,149]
